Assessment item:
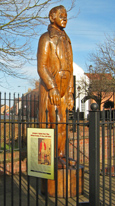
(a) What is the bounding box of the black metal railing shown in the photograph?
[0,93,115,206]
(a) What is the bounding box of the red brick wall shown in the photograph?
[69,133,115,166]
[0,151,27,175]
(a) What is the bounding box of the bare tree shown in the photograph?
[81,35,115,109]
[81,72,114,109]
[89,35,115,77]
[0,0,75,80]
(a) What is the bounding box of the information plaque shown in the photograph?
[27,128,54,180]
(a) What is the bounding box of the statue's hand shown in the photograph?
[49,88,61,106]
[68,93,74,110]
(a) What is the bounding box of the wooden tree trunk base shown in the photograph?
[41,165,84,198]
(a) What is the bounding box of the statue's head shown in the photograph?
[49,5,67,29]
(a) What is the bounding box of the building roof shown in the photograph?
[85,73,113,80]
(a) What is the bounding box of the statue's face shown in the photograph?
[54,9,67,29]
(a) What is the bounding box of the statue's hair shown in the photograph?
[49,5,66,23]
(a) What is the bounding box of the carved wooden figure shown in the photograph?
[37,5,74,157]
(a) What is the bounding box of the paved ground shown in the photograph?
[0,169,115,206]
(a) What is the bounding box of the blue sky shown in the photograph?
[0,0,115,96]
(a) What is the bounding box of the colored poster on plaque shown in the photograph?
[27,128,54,180]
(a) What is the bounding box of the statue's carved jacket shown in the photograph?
[37,24,73,124]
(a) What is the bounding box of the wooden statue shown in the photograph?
[37,5,74,157]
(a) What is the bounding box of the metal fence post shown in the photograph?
[89,103,100,206]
